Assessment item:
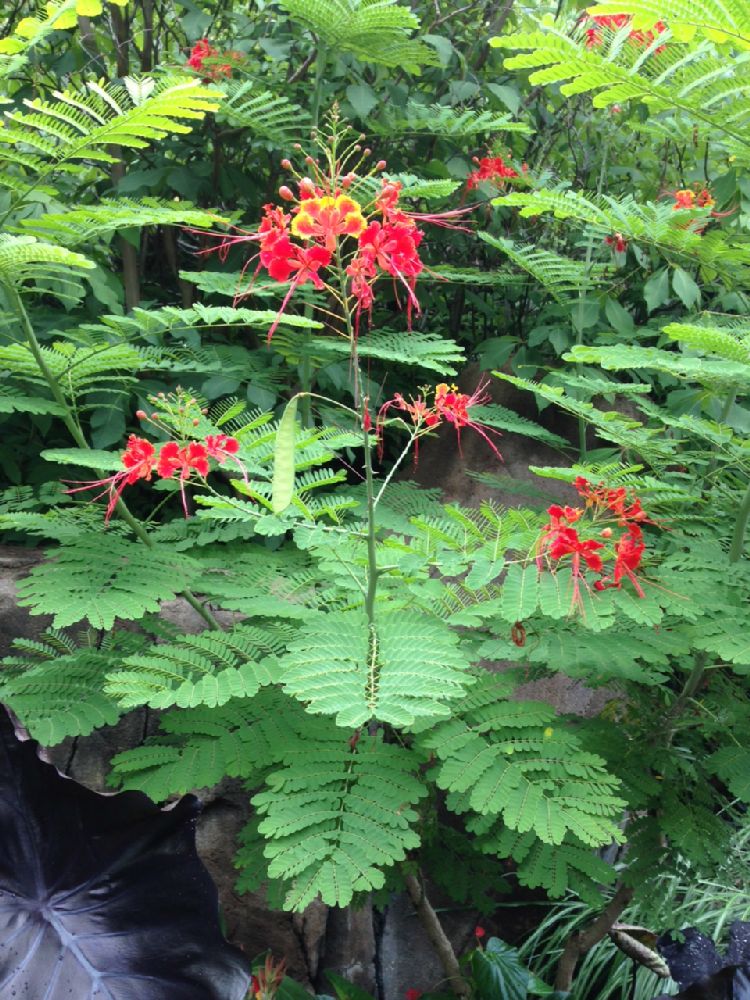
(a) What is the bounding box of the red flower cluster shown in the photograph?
[186,39,243,81]
[584,13,666,52]
[466,154,520,190]
[377,380,502,461]
[672,186,715,211]
[254,171,434,338]
[66,433,242,521]
[537,477,654,610]
[196,131,473,342]
[405,991,422,1000]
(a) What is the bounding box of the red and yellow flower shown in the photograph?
[536,477,656,610]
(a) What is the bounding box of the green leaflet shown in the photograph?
[41,448,122,471]
[498,564,539,622]
[272,396,298,513]
[707,746,750,800]
[0,627,151,744]
[420,675,624,847]
[471,822,616,905]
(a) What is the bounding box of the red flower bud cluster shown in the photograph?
[186,39,244,81]
[537,477,655,610]
[583,13,666,52]
[65,433,243,521]
[605,232,628,254]
[466,154,519,190]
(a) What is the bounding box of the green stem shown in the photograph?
[10,287,223,632]
[363,424,378,626]
[374,430,418,507]
[704,386,737,489]
[730,476,750,564]
[299,41,328,428]
[574,141,610,461]
[332,239,378,630]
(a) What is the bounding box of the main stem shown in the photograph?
[11,287,222,631]
[403,871,470,998]
[363,426,378,626]
[333,243,374,615]
[299,41,328,427]
[575,140,610,460]
[730,477,750,564]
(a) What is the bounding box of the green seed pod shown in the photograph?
[271,395,298,513]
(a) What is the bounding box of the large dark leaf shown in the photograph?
[655,923,750,1000]
[0,707,251,999]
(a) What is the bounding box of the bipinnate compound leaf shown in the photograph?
[279,608,474,727]
[15,534,201,629]
[0,706,250,999]
[420,674,624,847]
[253,733,425,910]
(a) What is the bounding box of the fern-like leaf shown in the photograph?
[17,198,228,245]
[419,675,624,847]
[479,233,610,303]
[280,607,474,727]
[0,76,221,200]
[276,0,438,72]
[253,731,425,909]
[16,534,201,629]
[217,82,310,138]
[105,624,291,710]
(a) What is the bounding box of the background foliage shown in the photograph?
[1,0,750,996]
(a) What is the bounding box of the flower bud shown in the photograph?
[135,409,146,420]
[375,160,386,171]
[280,158,292,170]
[304,154,314,164]
[151,412,159,420]
[293,143,302,150]
[600,527,613,538]
[299,177,316,197]
[278,185,294,201]
[363,148,371,157]
[192,418,200,426]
